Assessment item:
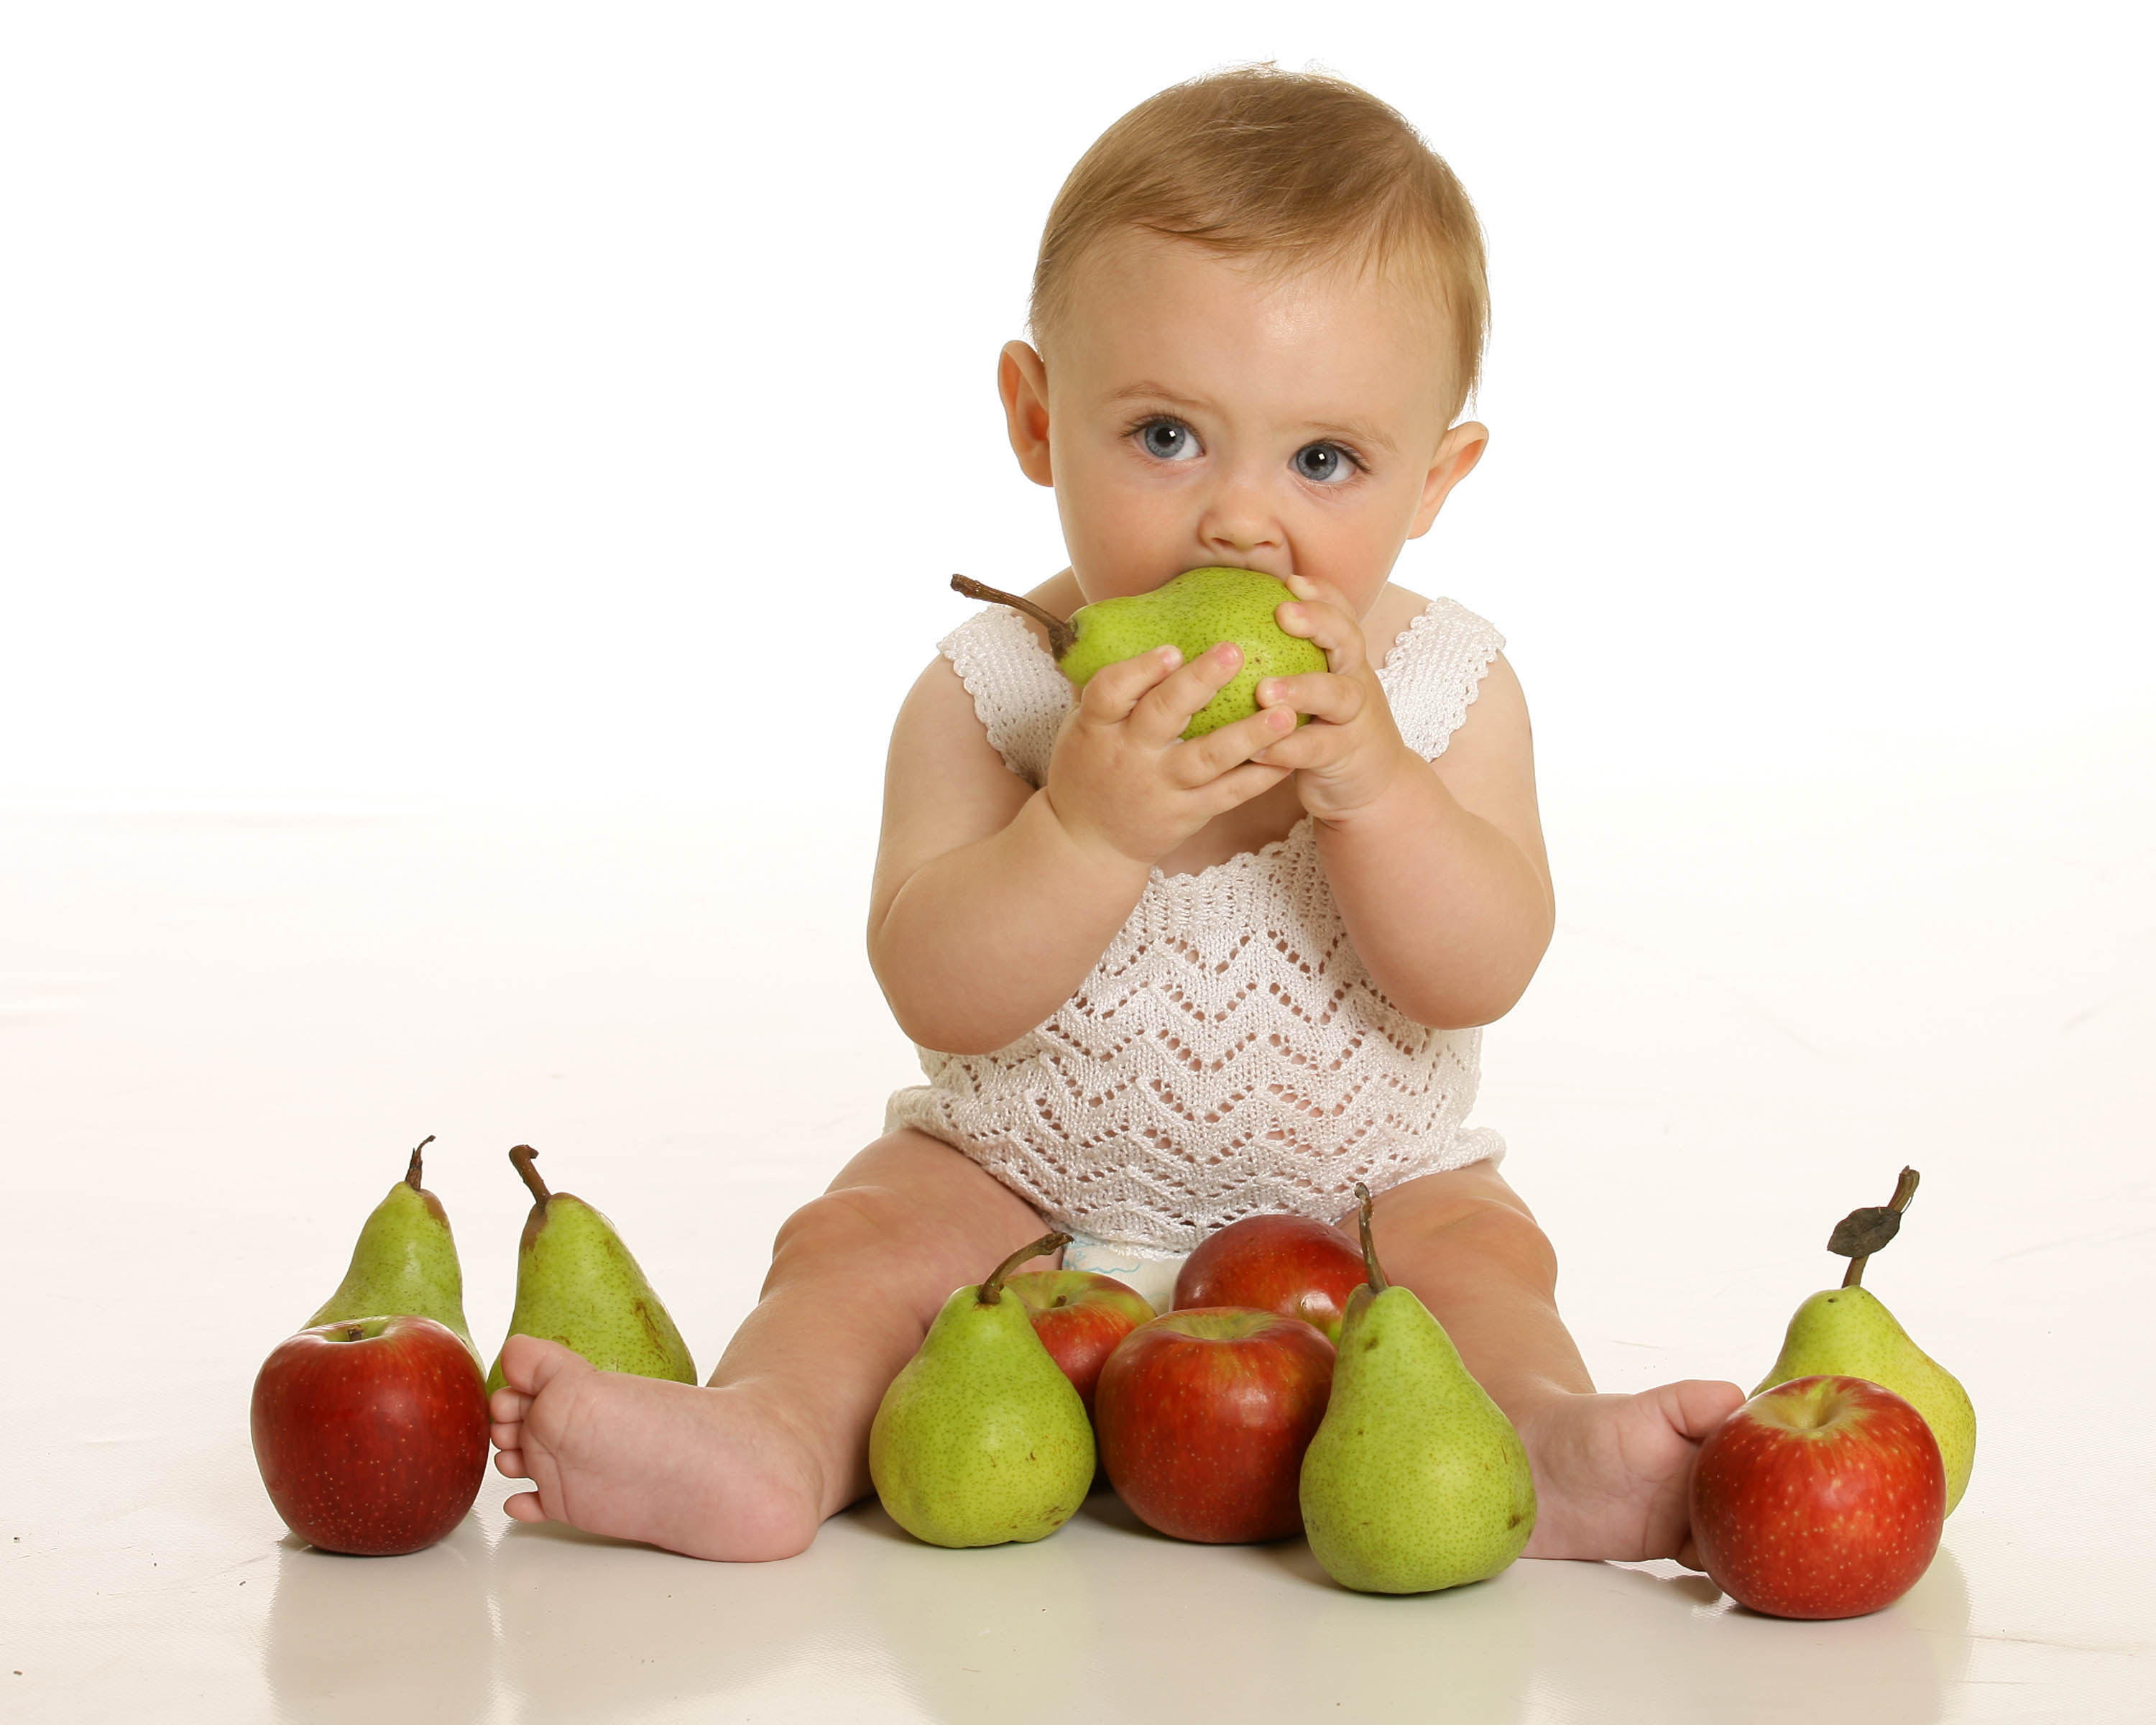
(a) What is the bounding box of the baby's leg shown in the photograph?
[489,1128,1052,1560]
[1348,1163,1743,1567]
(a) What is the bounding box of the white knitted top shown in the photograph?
[885,594,1510,1256]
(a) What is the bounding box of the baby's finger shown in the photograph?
[1276,596,1366,676]
[1169,701,1298,785]
[1197,758,1294,817]
[1251,717,1353,772]
[1074,643,1184,727]
[1130,640,1245,743]
[1281,569,1359,616]
[1255,668,1365,728]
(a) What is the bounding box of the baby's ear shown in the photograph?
[1409,420,1488,538]
[998,341,1054,487]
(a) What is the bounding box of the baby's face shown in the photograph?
[1010,231,1480,619]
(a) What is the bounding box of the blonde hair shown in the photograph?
[1029,64,1490,417]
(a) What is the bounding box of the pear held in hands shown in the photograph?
[485,1144,697,1395]
[1754,1167,1976,1514]
[306,1136,476,1356]
[952,567,1327,740]
[869,1233,1097,1548]
[1299,1185,1537,1593]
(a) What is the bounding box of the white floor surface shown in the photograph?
[6,729,2152,1723]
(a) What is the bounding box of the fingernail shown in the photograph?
[1256,680,1279,704]
[1160,645,1183,669]
[1268,707,1294,731]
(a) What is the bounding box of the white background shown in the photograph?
[5,7,2153,1720]
[5,3,2150,816]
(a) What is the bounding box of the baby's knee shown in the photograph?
[1416,1195,1560,1294]
[768,1182,910,1275]
[768,1129,1034,1282]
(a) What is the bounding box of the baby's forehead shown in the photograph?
[1049,230,1462,404]
[1058,229,1456,343]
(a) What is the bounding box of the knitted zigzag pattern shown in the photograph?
[887,597,1507,1254]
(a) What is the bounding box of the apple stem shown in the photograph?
[404,1133,436,1192]
[508,1144,550,1207]
[951,574,1076,660]
[979,1232,1072,1305]
[1353,1183,1388,1292]
[1842,1166,1920,1288]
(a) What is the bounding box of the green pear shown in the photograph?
[869,1233,1096,1548]
[305,1136,474,1356]
[952,567,1327,739]
[486,1144,697,1395]
[1299,1185,1537,1593]
[1755,1167,1976,1513]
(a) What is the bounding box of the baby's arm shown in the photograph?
[1254,576,1554,1029]
[870,630,1291,1054]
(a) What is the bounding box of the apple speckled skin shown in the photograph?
[1754,1287,1976,1514]
[1174,1212,1368,1342]
[869,1284,1095,1548]
[485,1194,697,1394]
[1299,1283,1537,1593]
[1691,1375,1945,1619]
[1056,567,1328,739]
[252,1315,489,1555]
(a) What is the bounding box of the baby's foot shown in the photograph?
[1512,1380,1746,1567]
[489,1335,824,1562]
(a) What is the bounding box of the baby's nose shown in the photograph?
[1197,477,1282,556]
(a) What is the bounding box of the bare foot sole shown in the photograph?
[489,1335,824,1562]
[1514,1379,1746,1567]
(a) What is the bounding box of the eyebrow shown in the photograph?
[1105,381,1398,456]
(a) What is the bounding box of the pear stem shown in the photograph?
[508,1144,551,1207]
[951,574,1076,660]
[978,1232,1072,1305]
[1842,1165,1920,1288]
[404,1133,436,1192]
[1353,1183,1388,1293]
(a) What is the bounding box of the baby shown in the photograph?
[489,64,1744,1568]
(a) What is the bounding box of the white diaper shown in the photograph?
[1061,1233,1187,1315]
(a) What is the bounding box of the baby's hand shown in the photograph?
[1044,640,1294,866]
[1251,574,1422,823]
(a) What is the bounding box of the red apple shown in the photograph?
[1174,1213,1367,1340]
[1095,1307,1335,1542]
[1690,1375,1945,1619]
[251,1314,489,1555]
[1003,1269,1153,1417]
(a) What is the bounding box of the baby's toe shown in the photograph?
[500,1333,594,1396]
[502,1490,549,1524]
[1663,1379,1746,1440]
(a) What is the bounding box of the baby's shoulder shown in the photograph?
[884,647,1032,810]
[893,605,1067,789]
[1365,586,1510,756]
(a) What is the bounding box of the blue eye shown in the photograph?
[1293,442,1357,484]
[1134,418,1199,461]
